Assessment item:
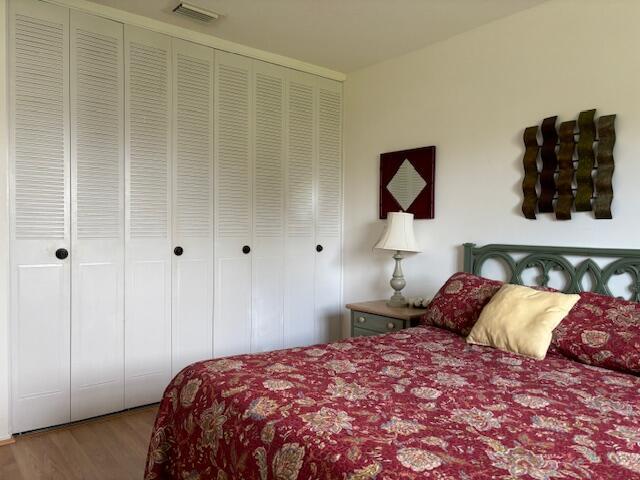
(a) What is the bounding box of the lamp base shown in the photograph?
[387,293,407,308]
[386,250,407,308]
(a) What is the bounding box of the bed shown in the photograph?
[145,244,640,479]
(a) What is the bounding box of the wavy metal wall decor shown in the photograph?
[575,109,596,211]
[520,108,616,220]
[521,126,539,219]
[594,114,616,219]
[555,120,576,220]
[538,116,558,213]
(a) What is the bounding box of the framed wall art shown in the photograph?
[379,146,436,219]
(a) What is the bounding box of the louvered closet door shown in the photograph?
[124,26,172,408]
[69,11,124,422]
[283,71,317,348]
[9,0,70,433]
[315,79,343,343]
[213,52,253,357]
[251,61,286,353]
[171,39,214,373]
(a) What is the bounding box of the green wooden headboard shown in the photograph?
[463,243,640,301]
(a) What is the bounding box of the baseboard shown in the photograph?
[0,436,15,447]
[15,403,159,438]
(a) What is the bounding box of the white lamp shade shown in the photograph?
[375,211,421,252]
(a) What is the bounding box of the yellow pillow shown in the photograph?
[466,284,580,360]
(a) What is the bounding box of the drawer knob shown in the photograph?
[387,322,395,330]
[358,316,366,323]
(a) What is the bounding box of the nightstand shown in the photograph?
[346,300,428,337]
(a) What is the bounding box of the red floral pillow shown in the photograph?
[551,291,640,375]
[422,272,502,336]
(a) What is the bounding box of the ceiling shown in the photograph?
[89,0,547,73]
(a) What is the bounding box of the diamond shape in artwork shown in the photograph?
[387,159,427,210]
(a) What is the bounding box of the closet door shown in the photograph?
[213,52,253,357]
[124,26,172,407]
[283,71,317,348]
[315,79,343,343]
[171,39,214,373]
[69,10,124,422]
[251,61,285,353]
[9,0,70,433]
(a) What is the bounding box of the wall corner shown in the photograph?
[0,0,12,441]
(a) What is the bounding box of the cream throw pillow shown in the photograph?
[466,284,580,360]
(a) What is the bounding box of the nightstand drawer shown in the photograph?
[352,327,383,337]
[352,311,404,333]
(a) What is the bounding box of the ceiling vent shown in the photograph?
[173,2,220,22]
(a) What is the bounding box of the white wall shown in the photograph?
[0,0,11,441]
[343,0,640,319]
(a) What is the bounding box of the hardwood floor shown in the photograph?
[0,406,158,480]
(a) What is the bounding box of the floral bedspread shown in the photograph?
[145,326,640,479]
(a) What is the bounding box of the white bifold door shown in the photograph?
[171,38,214,373]
[10,1,128,431]
[251,61,286,353]
[9,0,71,433]
[70,10,125,422]
[284,74,343,346]
[213,52,253,357]
[315,78,343,343]
[123,25,172,408]
[213,53,288,356]
[214,52,343,356]
[283,71,317,348]
[124,29,215,408]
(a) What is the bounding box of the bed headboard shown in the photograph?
[463,243,640,301]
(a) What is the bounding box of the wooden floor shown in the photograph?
[0,406,157,480]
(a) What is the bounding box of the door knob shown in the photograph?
[55,248,68,260]
[174,246,183,256]
[316,244,323,252]
[242,245,251,254]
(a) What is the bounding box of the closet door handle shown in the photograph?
[242,245,251,254]
[55,248,69,260]
[174,246,183,256]
[316,244,323,252]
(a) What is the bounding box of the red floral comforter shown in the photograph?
[145,326,640,479]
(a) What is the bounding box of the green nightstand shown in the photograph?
[346,300,428,337]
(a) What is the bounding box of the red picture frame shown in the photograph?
[379,146,436,219]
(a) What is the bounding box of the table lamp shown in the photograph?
[375,211,421,307]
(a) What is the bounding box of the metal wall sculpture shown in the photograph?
[520,109,616,220]
[594,115,616,219]
[575,109,596,212]
[538,116,558,213]
[555,120,576,220]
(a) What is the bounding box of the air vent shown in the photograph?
[173,2,219,22]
